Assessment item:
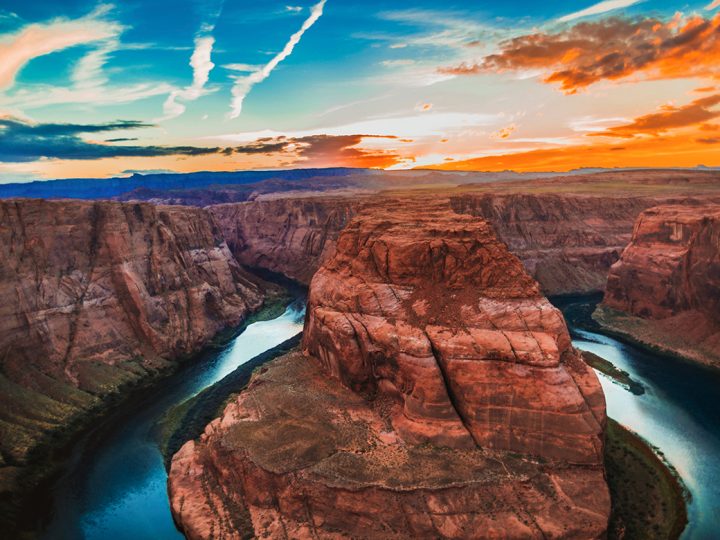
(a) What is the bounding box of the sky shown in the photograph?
[0,0,719,182]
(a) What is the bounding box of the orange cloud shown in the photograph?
[590,94,720,137]
[491,124,517,139]
[287,134,404,168]
[426,134,720,172]
[441,14,720,93]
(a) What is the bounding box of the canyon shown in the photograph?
[208,197,362,284]
[1,169,719,537]
[168,200,610,539]
[0,199,264,494]
[596,203,720,368]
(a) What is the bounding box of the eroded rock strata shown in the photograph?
[597,204,720,367]
[169,202,610,539]
[212,192,699,297]
[209,197,361,284]
[0,199,263,486]
[451,193,669,295]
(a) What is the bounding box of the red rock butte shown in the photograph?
[598,203,720,367]
[169,200,610,539]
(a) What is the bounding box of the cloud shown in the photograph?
[0,6,122,91]
[244,134,403,168]
[380,59,415,67]
[558,0,643,23]
[492,124,517,139]
[708,0,720,10]
[0,117,223,162]
[425,133,720,172]
[0,117,402,168]
[0,82,175,112]
[229,0,326,119]
[697,137,720,143]
[162,35,216,120]
[212,112,498,142]
[441,14,720,93]
[590,94,720,137]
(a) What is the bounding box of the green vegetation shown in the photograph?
[1,283,295,538]
[581,351,645,395]
[158,334,301,467]
[605,419,688,539]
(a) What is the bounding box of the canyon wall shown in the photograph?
[597,204,720,367]
[0,199,263,487]
[212,192,674,296]
[209,197,361,284]
[169,201,610,539]
[450,193,661,295]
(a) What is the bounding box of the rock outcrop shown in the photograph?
[0,199,263,487]
[169,202,610,539]
[451,193,661,295]
[209,198,361,284]
[597,204,720,367]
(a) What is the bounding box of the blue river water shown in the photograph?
[554,296,720,540]
[40,302,305,540]
[37,296,720,538]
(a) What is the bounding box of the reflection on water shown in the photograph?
[556,297,720,540]
[41,302,305,540]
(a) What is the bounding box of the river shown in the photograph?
[37,296,720,539]
[554,295,720,540]
[40,301,305,540]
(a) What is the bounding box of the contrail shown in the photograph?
[161,0,224,120]
[228,0,326,119]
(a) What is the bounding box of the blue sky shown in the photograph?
[1,0,719,181]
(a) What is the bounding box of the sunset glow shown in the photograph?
[1,0,719,181]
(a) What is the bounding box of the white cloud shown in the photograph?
[228,0,326,119]
[210,111,499,141]
[380,59,415,67]
[707,0,720,9]
[558,0,644,23]
[223,63,261,72]
[0,82,173,110]
[286,5,303,12]
[161,35,215,120]
[0,5,122,91]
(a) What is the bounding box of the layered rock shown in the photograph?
[169,202,610,539]
[0,199,263,485]
[451,193,661,295]
[597,204,720,367]
[209,197,361,284]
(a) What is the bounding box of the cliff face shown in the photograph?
[597,204,720,367]
[169,201,610,539]
[0,200,263,481]
[451,193,667,295]
[209,198,360,284]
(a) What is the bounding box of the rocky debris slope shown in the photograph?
[169,201,610,539]
[451,193,664,295]
[0,199,263,488]
[209,198,360,284]
[597,204,720,367]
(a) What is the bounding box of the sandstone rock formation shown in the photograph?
[597,204,720,367]
[0,199,263,486]
[209,197,360,284]
[208,186,719,296]
[451,193,662,295]
[169,202,610,539]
